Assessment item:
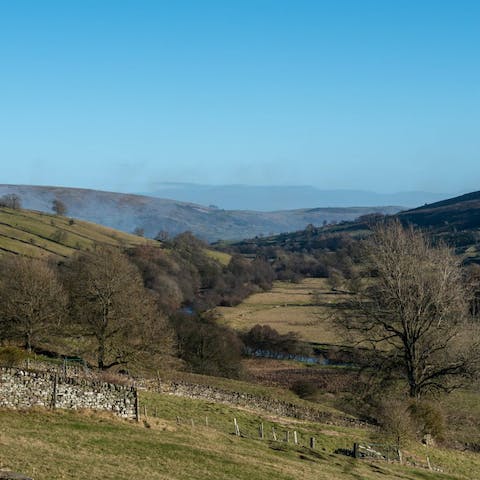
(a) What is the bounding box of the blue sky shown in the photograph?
[0,0,479,194]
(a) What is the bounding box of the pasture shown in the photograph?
[215,278,348,345]
[1,391,478,480]
[0,207,157,258]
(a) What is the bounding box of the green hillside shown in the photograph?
[0,207,158,259]
[1,390,478,480]
[227,190,480,263]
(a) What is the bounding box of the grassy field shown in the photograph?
[1,391,479,480]
[0,207,157,258]
[215,278,348,345]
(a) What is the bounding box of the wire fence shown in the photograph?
[140,406,320,450]
[140,407,442,474]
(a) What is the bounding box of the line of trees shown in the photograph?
[0,194,22,209]
[0,247,173,372]
[0,232,276,377]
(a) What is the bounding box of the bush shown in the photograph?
[291,380,318,399]
[376,399,415,448]
[173,313,244,379]
[241,324,304,359]
[0,346,28,367]
[408,400,445,442]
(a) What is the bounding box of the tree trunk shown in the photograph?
[25,331,32,353]
[98,340,105,369]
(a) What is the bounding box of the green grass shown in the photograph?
[0,207,159,258]
[204,248,231,266]
[148,370,345,417]
[1,390,478,480]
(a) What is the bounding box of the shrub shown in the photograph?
[291,380,318,399]
[0,346,28,367]
[408,400,445,442]
[173,312,244,379]
[376,399,415,448]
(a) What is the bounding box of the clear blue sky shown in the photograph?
[1,0,479,194]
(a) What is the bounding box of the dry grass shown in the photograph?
[204,248,231,266]
[0,207,158,259]
[215,278,348,345]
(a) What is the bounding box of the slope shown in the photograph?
[228,190,480,262]
[0,185,401,242]
[0,206,156,259]
[397,190,480,231]
[1,392,478,480]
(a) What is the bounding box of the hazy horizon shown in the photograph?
[1,1,479,195]
[0,181,460,212]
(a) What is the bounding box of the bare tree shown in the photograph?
[0,256,67,351]
[52,198,67,215]
[63,247,172,370]
[342,220,480,398]
[154,230,170,242]
[133,227,145,237]
[0,194,22,210]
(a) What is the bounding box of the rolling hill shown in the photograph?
[228,190,480,262]
[0,185,402,242]
[397,190,480,231]
[0,206,156,259]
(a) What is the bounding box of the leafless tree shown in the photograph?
[63,246,173,370]
[0,256,67,351]
[342,220,480,398]
[52,198,67,215]
[0,194,22,210]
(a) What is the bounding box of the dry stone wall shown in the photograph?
[0,367,137,418]
[153,380,368,428]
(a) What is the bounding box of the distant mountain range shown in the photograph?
[0,185,402,242]
[140,182,452,211]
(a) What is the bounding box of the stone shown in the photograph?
[0,471,33,479]
[422,434,436,447]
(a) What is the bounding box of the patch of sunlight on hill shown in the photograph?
[0,207,159,259]
[204,248,231,266]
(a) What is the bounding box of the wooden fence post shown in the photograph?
[272,427,277,441]
[310,437,316,449]
[353,442,359,458]
[259,423,264,439]
[205,416,209,427]
[233,418,240,436]
[284,431,289,443]
[51,373,58,410]
[134,388,140,422]
[293,431,298,445]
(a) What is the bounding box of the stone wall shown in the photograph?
[0,367,137,419]
[152,380,368,428]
